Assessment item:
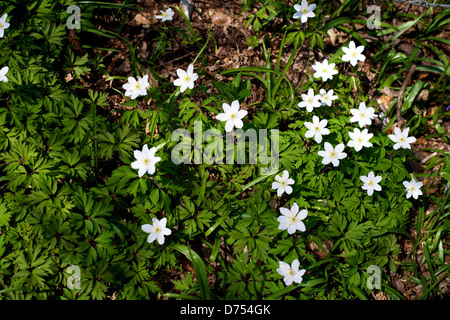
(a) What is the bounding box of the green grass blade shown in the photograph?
[172,244,213,300]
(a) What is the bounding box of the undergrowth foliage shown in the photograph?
[0,0,448,300]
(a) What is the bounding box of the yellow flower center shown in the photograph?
[302,9,307,14]
[330,151,336,158]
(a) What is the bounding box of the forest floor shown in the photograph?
[70,0,449,299]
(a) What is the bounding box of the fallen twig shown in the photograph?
[396,64,416,128]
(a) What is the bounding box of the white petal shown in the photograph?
[230,100,240,113]
[278,220,289,231]
[318,150,327,158]
[179,84,188,93]
[159,217,167,228]
[305,130,315,139]
[314,132,323,143]
[295,221,306,232]
[287,224,297,234]
[291,259,300,271]
[0,66,8,76]
[176,69,186,79]
[236,109,248,119]
[224,120,235,132]
[131,160,142,170]
[277,187,284,197]
[277,261,290,275]
[335,143,345,153]
[146,164,156,175]
[297,209,308,220]
[216,113,229,122]
[141,224,153,233]
[233,118,243,129]
[222,103,231,114]
[279,207,291,216]
[284,186,293,194]
[291,202,299,214]
[323,142,333,152]
[157,234,166,245]
[147,233,157,243]
[173,78,184,86]
[138,166,147,177]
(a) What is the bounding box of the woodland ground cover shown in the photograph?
[0,0,448,300]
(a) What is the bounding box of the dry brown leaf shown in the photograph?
[309,238,333,260]
[380,86,400,97]
[376,95,393,112]
[211,8,233,26]
[132,12,156,27]
[417,89,429,101]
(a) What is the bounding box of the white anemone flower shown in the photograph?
[342,41,366,66]
[141,218,171,245]
[293,0,316,23]
[0,66,8,83]
[298,88,321,112]
[277,203,307,234]
[319,88,338,107]
[388,127,417,150]
[349,102,377,127]
[131,144,161,177]
[272,170,295,197]
[312,59,338,82]
[318,142,347,167]
[123,75,149,99]
[173,64,198,93]
[0,13,10,38]
[276,259,306,286]
[403,179,423,199]
[360,171,382,196]
[348,128,373,152]
[216,100,248,132]
[156,8,174,22]
[304,115,330,143]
